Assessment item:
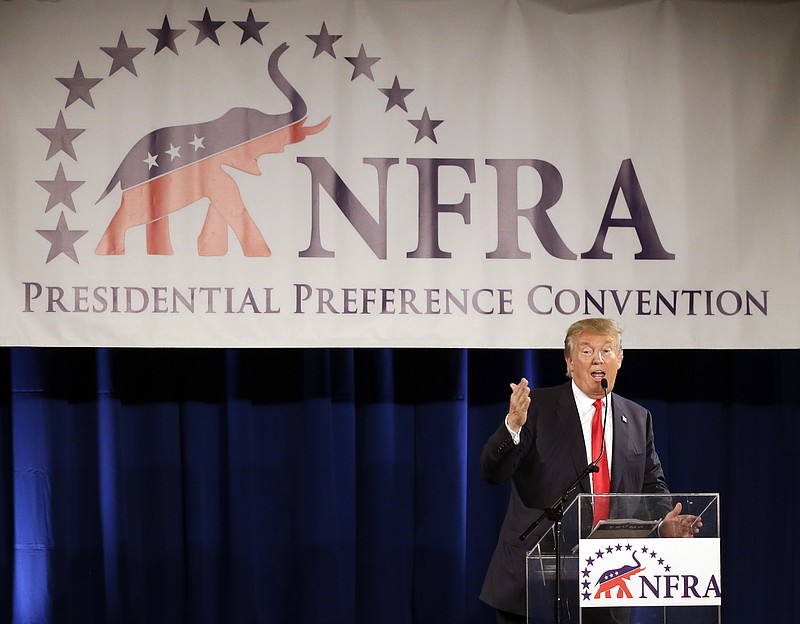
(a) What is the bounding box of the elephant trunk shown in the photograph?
[267,42,307,124]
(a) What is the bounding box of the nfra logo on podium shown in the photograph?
[579,539,721,608]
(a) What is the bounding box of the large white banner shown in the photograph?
[2,0,798,348]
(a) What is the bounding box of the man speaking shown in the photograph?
[479,318,699,623]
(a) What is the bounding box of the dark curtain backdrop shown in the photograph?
[0,347,796,624]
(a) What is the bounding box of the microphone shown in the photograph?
[518,378,609,542]
[591,378,610,466]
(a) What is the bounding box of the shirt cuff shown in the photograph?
[504,414,521,445]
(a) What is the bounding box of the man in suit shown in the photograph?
[479,318,699,623]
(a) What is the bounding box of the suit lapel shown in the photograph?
[610,395,629,492]
[556,383,591,492]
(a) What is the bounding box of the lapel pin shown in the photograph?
[621,415,628,423]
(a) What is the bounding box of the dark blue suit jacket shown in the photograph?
[479,381,670,616]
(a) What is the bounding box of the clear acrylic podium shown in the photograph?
[526,493,720,624]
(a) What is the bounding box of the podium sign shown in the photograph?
[580,538,721,607]
[526,493,721,623]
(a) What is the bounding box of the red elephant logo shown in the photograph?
[594,552,645,599]
[95,42,329,257]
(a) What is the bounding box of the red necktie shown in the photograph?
[592,398,610,524]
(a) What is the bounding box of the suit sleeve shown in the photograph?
[479,404,537,485]
[639,407,673,520]
[641,408,670,495]
[479,421,519,484]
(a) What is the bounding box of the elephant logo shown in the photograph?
[95,42,329,257]
[594,552,645,599]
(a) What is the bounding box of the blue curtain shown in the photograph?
[0,347,796,623]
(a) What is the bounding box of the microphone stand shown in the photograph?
[519,462,599,624]
[519,380,610,623]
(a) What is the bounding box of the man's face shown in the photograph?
[565,332,623,399]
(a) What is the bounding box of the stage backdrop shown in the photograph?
[1,346,798,624]
[1,0,798,348]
